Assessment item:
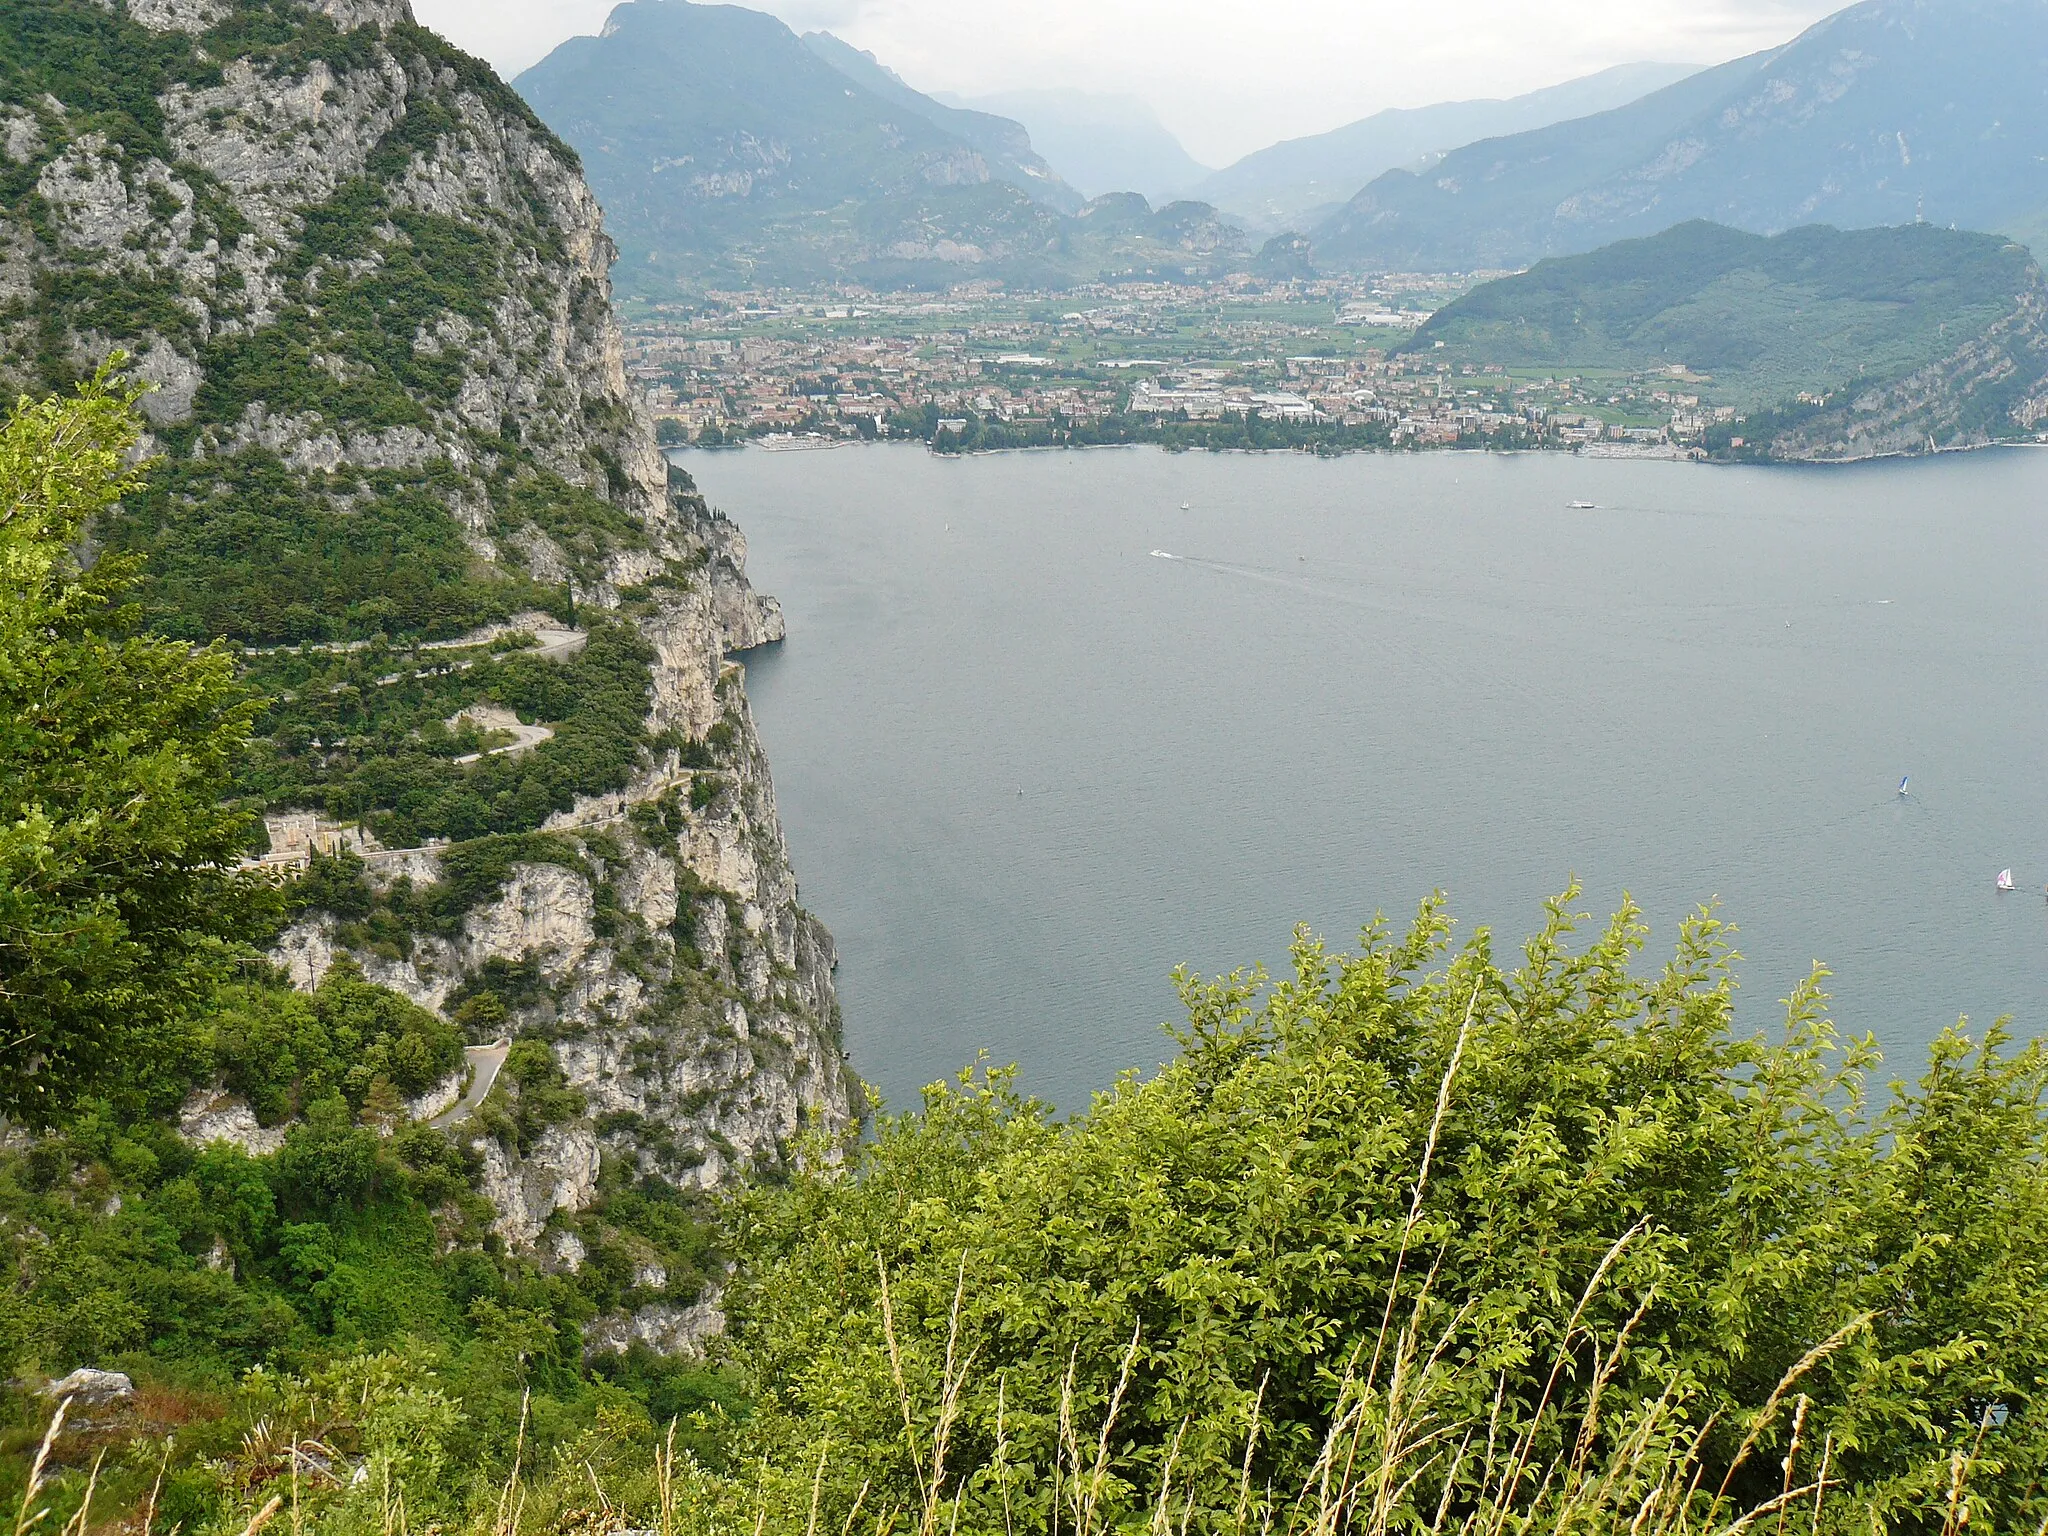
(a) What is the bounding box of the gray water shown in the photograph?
[680,442,2048,1114]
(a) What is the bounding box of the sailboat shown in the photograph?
[1997,869,2016,891]
[1897,775,1910,796]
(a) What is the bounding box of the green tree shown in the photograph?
[720,892,2048,1534]
[0,368,274,1124]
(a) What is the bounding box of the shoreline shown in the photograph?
[670,433,2048,469]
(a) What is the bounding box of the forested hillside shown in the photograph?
[1407,221,2048,455]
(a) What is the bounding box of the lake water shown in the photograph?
[680,442,2048,1114]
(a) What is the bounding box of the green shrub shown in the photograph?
[0,369,275,1125]
[205,962,461,1122]
[498,1037,588,1154]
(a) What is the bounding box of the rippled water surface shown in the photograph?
[680,442,2048,1113]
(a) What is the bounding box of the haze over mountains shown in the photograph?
[1188,63,1697,230]
[934,89,1213,207]
[1311,0,2048,270]
[797,33,1084,214]
[516,0,2048,301]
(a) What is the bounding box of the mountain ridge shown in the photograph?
[516,1,1252,292]
[1406,219,2048,456]
[798,30,1084,215]
[1187,62,1698,231]
[1312,0,2048,271]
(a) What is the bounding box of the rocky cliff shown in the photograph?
[1755,284,2048,462]
[0,0,858,1328]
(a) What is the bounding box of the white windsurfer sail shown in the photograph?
[1998,869,2016,891]
[1897,775,1910,796]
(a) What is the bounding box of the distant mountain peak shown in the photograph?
[1185,62,1700,231]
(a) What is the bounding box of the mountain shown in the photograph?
[515,0,1047,291]
[940,88,1212,204]
[800,31,1082,214]
[1314,0,2048,272]
[1406,220,2048,456]
[1189,63,1697,231]
[516,2,1249,291]
[0,0,855,1307]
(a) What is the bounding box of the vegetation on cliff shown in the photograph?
[0,376,751,1532]
[0,0,706,857]
[5,882,2042,1532]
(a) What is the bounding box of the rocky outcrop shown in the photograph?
[0,0,858,1279]
[584,1286,726,1359]
[475,1123,601,1247]
[178,1090,289,1158]
[42,1369,137,1409]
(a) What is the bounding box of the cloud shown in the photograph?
[413,0,1840,163]
[420,0,614,76]
[759,0,876,30]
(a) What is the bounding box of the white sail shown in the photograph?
[1998,869,2016,890]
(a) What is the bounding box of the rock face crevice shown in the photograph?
[2,0,858,1331]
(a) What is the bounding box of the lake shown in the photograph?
[679,441,2048,1114]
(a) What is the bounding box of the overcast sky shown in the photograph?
[412,0,1840,167]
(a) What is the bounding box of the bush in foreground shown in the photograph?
[717,893,2045,1535]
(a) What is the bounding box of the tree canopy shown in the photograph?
[0,368,274,1124]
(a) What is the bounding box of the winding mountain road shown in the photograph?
[429,1040,511,1129]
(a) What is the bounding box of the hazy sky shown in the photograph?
[413,0,1839,166]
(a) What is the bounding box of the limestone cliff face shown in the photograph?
[1759,278,2048,463]
[272,502,857,1202]
[2,0,857,1296]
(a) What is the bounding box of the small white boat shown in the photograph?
[1150,549,1177,559]
[1567,500,1597,510]
[1179,502,1191,510]
[1998,869,2016,891]
[1897,775,1910,796]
